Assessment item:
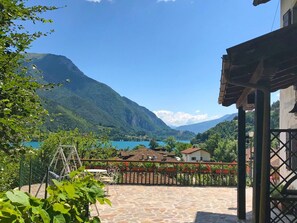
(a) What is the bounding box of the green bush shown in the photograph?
[0,168,111,222]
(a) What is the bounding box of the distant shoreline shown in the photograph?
[24,140,190,150]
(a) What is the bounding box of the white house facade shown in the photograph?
[279,0,297,189]
[181,148,211,162]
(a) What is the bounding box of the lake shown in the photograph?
[24,140,190,150]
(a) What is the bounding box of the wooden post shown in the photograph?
[253,89,264,223]
[259,89,271,223]
[237,107,246,220]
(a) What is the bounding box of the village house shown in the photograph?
[118,147,178,162]
[181,147,211,162]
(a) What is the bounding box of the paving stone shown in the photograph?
[22,184,252,222]
[95,185,253,223]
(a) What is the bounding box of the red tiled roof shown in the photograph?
[119,147,177,162]
[181,147,210,155]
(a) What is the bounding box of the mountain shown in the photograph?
[26,53,194,140]
[175,113,237,134]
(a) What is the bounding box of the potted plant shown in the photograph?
[144,162,155,172]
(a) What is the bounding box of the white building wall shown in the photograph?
[182,150,211,162]
[200,150,211,161]
[279,0,297,188]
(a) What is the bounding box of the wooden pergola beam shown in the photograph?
[236,60,264,109]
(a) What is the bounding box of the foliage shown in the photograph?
[0,0,57,153]
[148,138,158,149]
[0,151,20,192]
[26,54,195,140]
[174,142,191,158]
[164,136,176,152]
[0,168,111,222]
[270,100,279,129]
[37,129,116,170]
[213,139,237,162]
[131,144,146,150]
[191,101,280,161]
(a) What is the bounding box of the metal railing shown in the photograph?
[82,159,239,187]
[270,129,297,222]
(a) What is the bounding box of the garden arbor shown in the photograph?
[218,24,297,222]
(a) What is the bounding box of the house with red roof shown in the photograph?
[118,147,178,162]
[181,147,210,162]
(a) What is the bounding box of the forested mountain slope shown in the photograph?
[26,53,194,140]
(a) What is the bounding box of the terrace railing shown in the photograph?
[270,129,297,222]
[82,159,238,187]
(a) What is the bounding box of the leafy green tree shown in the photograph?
[164,136,176,152]
[270,100,279,129]
[0,151,20,191]
[0,0,56,153]
[213,139,237,162]
[204,133,221,155]
[174,142,191,157]
[149,138,158,149]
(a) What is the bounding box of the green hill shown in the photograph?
[191,100,279,144]
[26,53,194,140]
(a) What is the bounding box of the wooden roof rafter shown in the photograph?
[218,24,297,110]
[236,59,264,109]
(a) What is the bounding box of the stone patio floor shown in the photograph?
[90,185,253,223]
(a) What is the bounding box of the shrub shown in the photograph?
[0,168,111,222]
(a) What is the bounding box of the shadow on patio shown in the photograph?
[194,211,252,223]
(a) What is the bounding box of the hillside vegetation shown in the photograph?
[190,101,279,161]
[26,53,194,140]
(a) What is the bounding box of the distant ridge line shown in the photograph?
[175,113,237,134]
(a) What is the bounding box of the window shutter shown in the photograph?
[293,7,297,24]
[283,9,292,27]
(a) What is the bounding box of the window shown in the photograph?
[293,7,297,24]
[191,157,196,161]
[283,9,292,27]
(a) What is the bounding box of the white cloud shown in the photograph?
[86,0,112,3]
[157,0,176,2]
[154,110,220,127]
[87,0,102,2]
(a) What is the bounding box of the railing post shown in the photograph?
[45,166,49,199]
[19,155,24,190]
[29,158,32,194]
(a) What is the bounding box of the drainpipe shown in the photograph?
[224,70,271,223]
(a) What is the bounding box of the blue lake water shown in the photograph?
[23,140,190,150]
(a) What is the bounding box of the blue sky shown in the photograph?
[28,0,280,126]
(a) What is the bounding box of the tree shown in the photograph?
[204,133,221,155]
[0,1,56,153]
[37,129,115,168]
[165,136,176,152]
[174,142,191,157]
[213,139,237,162]
[149,138,158,149]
